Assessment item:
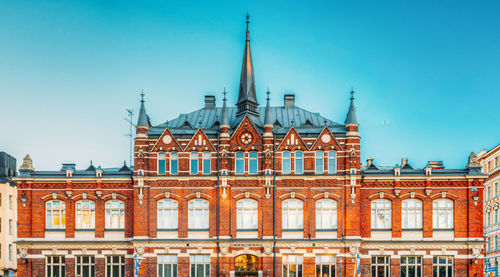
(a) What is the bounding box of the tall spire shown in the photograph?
[221,88,229,127]
[345,89,358,125]
[264,89,272,126]
[137,91,149,128]
[236,13,259,116]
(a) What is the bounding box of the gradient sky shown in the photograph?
[1,0,499,170]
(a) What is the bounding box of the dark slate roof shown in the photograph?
[148,106,346,138]
[345,95,358,125]
[19,167,133,178]
[362,166,478,176]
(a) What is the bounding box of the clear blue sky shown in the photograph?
[1,0,499,170]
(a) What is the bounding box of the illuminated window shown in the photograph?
[282,199,303,230]
[282,151,291,174]
[327,151,336,174]
[188,199,209,230]
[402,199,422,229]
[105,200,125,229]
[283,255,303,277]
[170,152,178,175]
[235,152,245,175]
[237,199,258,230]
[371,199,391,229]
[76,200,95,229]
[190,152,199,175]
[295,151,304,174]
[158,152,166,175]
[315,151,324,174]
[315,255,336,277]
[46,200,66,229]
[433,199,453,229]
[157,199,178,229]
[316,199,337,230]
[249,152,258,174]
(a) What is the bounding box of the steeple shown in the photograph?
[137,91,149,128]
[264,89,272,126]
[236,13,259,116]
[220,88,230,138]
[345,89,358,125]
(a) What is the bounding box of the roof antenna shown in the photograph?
[246,12,250,42]
[124,98,136,167]
[350,87,355,100]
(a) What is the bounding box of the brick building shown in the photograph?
[15,16,486,277]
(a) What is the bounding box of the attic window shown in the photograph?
[274,120,282,128]
[211,121,220,128]
[303,119,313,127]
[181,121,192,129]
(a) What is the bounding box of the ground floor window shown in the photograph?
[283,255,303,277]
[47,256,66,277]
[190,255,210,277]
[76,256,95,277]
[401,256,422,277]
[158,255,178,277]
[371,256,390,277]
[106,256,125,277]
[316,255,335,277]
[433,256,453,277]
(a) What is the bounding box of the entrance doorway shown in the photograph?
[235,254,259,277]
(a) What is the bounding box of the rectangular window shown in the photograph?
[282,152,291,174]
[496,210,499,225]
[315,151,324,174]
[432,256,453,277]
[282,199,303,230]
[9,195,12,209]
[236,199,258,230]
[47,256,66,277]
[46,200,66,229]
[316,199,337,230]
[157,199,178,229]
[371,200,392,229]
[8,244,13,261]
[158,255,178,277]
[76,256,95,277]
[190,255,210,277]
[496,183,499,198]
[202,152,211,175]
[188,199,209,230]
[316,255,335,277]
[106,256,125,277]
[248,152,258,174]
[432,199,454,229]
[0,193,2,206]
[371,256,390,277]
[327,151,336,174]
[488,186,491,200]
[235,152,245,175]
[76,200,96,229]
[9,219,12,235]
[294,151,304,175]
[170,152,178,175]
[402,199,422,229]
[283,255,303,277]
[158,152,166,175]
[190,152,199,175]
[105,200,125,229]
[400,256,422,277]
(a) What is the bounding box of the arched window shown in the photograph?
[295,151,303,175]
[157,199,178,229]
[75,200,95,229]
[282,199,303,230]
[402,199,422,229]
[433,199,453,229]
[237,199,258,230]
[249,152,258,174]
[282,151,291,174]
[371,199,391,229]
[315,151,324,174]
[188,199,209,230]
[327,151,336,174]
[105,200,125,229]
[190,152,199,174]
[170,152,178,175]
[46,200,66,229]
[316,199,337,230]
[235,152,245,175]
[158,152,166,175]
[202,152,211,175]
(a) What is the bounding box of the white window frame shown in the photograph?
[371,199,392,229]
[46,256,66,277]
[371,256,390,277]
[190,255,210,277]
[282,151,291,174]
[46,200,66,229]
[402,199,422,229]
[105,200,125,229]
[432,199,454,229]
[158,255,178,277]
[237,199,258,230]
[76,255,95,277]
[432,256,453,277]
[202,152,211,175]
[190,152,199,175]
[158,152,166,175]
[248,152,258,174]
[315,199,337,230]
[315,255,336,277]
[283,255,303,277]
[400,256,422,277]
[188,199,209,230]
[76,200,95,229]
[282,199,303,230]
[294,151,304,175]
[157,199,178,230]
[170,152,178,175]
[235,152,245,175]
[315,151,324,174]
[105,256,125,277]
[327,151,336,174]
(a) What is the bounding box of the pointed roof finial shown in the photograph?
[137,90,149,128]
[264,88,273,127]
[140,89,145,103]
[246,13,250,42]
[345,88,358,125]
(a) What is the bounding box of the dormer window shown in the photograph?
[158,152,166,175]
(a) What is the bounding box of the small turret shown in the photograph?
[345,89,359,137]
[136,92,150,137]
[263,89,273,137]
[220,88,230,138]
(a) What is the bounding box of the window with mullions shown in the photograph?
[190,152,199,175]
[170,152,178,175]
[400,256,422,277]
[283,255,303,277]
[158,152,166,175]
[249,152,258,174]
[316,199,337,230]
[76,256,95,277]
[47,256,65,277]
[433,199,453,229]
[295,151,304,175]
[190,255,210,277]
[432,256,453,277]
[202,152,211,174]
[371,199,392,229]
[282,151,291,174]
[46,200,66,229]
[105,200,125,229]
[315,151,324,174]
[402,199,422,229]
[76,200,95,229]
[158,255,178,277]
[106,256,125,277]
[315,255,336,277]
[282,199,303,230]
[371,256,390,277]
[157,199,178,229]
[235,152,245,175]
[496,209,499,225]
[188,199,209,230]
[327,151,336,174]
[487,211,491,227]
[237,199,258,230]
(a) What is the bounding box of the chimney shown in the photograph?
[204,95,216,110]
[284,94,295,108]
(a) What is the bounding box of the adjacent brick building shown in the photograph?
[15,16,486,277]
